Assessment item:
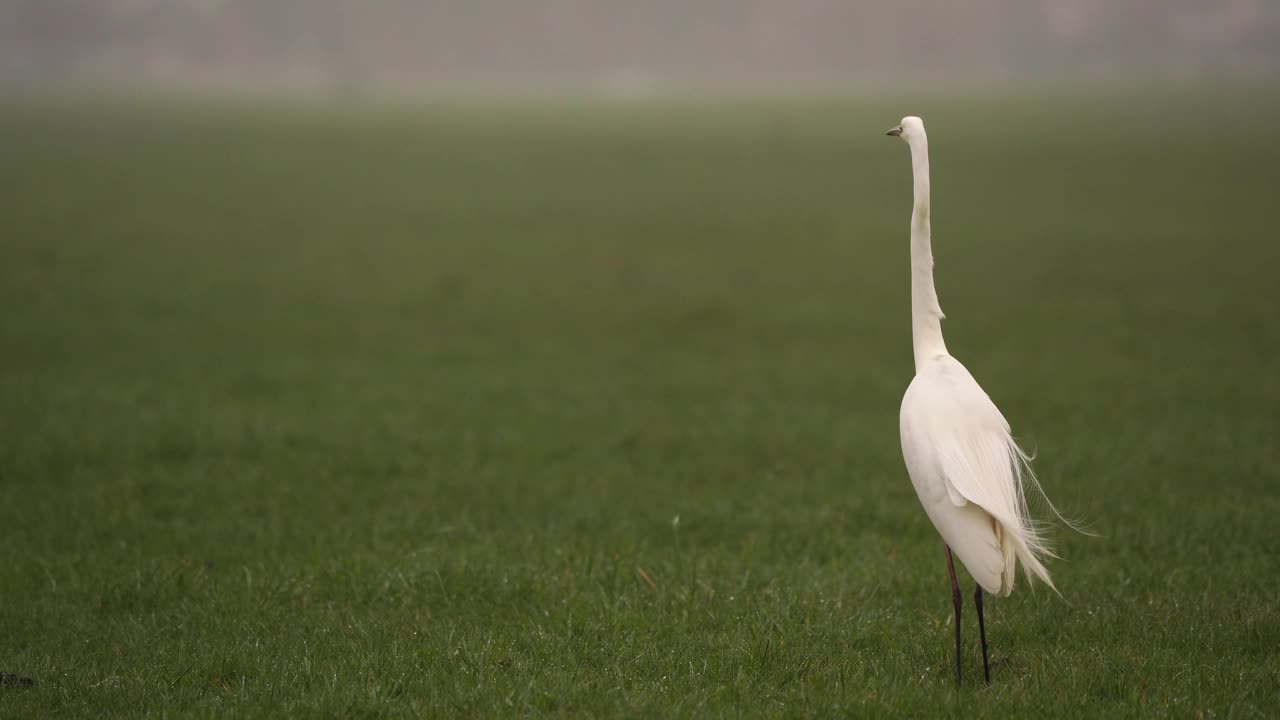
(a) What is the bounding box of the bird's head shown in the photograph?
[885,116,925,142]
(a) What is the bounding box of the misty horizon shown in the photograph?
[2,0,1278,96]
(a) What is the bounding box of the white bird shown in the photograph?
[887,116,1062,685]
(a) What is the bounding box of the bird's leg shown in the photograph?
[945,545,962,685]
[974,584,990,684]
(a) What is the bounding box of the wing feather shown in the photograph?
[901,356,1056,594]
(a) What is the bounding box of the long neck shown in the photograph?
[908,134,947,372]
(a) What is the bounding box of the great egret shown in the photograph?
[888,116,1061,685]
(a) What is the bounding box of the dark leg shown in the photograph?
[945,545,962,685]
[974,584,990,684]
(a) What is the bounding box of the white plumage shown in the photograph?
[901,355,1053,595]
[889,116,1057,598]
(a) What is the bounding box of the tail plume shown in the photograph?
[1002,436,1092,594]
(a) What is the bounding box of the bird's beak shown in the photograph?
[885,126,903,137]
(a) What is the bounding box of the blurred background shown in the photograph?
[2,0,1279,96]
[3,3,1280,717]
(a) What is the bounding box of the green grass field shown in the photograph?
[2,91,1278,718]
